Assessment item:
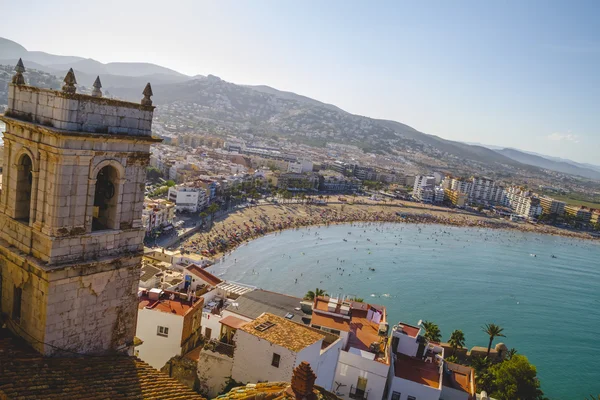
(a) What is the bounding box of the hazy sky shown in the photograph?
[1,0,599,164]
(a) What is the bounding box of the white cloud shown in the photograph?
[547,132,580,143]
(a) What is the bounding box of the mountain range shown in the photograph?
[1,36,598,183]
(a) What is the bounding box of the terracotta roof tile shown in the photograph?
[0,329,205,400]
[187,264,223,287]
[239,313,325,353]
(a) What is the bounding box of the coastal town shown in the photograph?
[1,5,599,393]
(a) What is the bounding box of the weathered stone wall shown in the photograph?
[0,239,49,353]
[161,355,201,392]
[0,119,157,265]
[6,84,153,136]
[0,81,160,356]
[0,238,141,355]
[197,350,234,398]
[43,254,141,355]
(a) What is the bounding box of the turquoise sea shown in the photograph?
[208,222,600,399]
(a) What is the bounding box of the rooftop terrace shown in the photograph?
[394,353,441,389]
[138,289,203,317]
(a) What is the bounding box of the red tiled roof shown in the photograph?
[394,353,440,388]
[311,313,351,332]
[0,329,205,400]
[220,315,248,329]
[398,322,420,337]
[187,264,223,287]
[138,292,201,317]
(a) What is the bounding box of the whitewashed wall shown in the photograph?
[136,308,184,369]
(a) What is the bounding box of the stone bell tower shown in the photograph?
[0,60,161,355]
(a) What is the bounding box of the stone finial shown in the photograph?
[62,68,77,94]
[91,76,103,97]
[141,82,153,106]
[12,58,26,85]
[289,362,317,400]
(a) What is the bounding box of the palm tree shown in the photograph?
[206,203,220,226]
[482,323,505,357]
[304,288,328,301]
[448,330,465,356]
[445,355,458,363]
[422,321,442,342]
[199,212,208,227]
[505,348,517,360]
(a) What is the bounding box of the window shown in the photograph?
[12,286,22,322]
[157,326,169,337]
[92,165,120,231]
[391,392,401,400]
[271,353,281,367]
[408,396,416,400]
[15,154,33,223]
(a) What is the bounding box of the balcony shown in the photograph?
[349,386,369,400]
[204,339,235,358]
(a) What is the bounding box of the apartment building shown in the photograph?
[387,322,476,400]
[413,176,436,203]
[288,158,314,173]
[469,177,504,205]
[504,187,543,218]
[444,189,467,208]
[142,199,175,234]
[136,289,204,369]
[564,205,593,222]
[539,196,566,216]
[276,172,320,191]
[307,297,390,400]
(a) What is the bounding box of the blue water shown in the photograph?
[208,223,600,399]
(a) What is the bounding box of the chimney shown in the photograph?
[288,361,317,400]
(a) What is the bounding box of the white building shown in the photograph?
[504,187,543,218]
[433,187,445,203]
[288,158,314,173]
[168,185,208,212]
[387,321,476,400]
[142,198,175,234]
[413,176,436,203]
[469,177,504,205]
[442,177,473,195]
[136,289,204,369]
[230,313,342,391]
[310,297,390,400]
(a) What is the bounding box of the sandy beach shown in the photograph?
[176,199,597,260]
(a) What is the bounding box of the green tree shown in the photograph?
[471,356,494,393]
[448,330,465,356]
[422,321,442,342]
[199,212,208,226]
[490,354,545,400]
[445,355,459,363]
[304,288,328,301]
[506,348,518,361]
[166,180,176,187]
[483,323,506,357]
[206,203,220,225]
[146,166,163,182]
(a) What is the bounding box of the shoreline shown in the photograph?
[178,201,598,261]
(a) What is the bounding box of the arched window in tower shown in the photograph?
[92,165,119,231]
[15,154,33,223]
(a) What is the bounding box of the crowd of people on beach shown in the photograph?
[179,203,594,259]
